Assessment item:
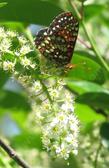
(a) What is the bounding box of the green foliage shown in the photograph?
[68,53,105,81]
[0,0,109,168]
[84,4,106,21]
[0,2,7,8]
[75,103,105,123]
[0,0,63,25]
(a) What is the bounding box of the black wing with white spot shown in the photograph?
[35,12,79,67]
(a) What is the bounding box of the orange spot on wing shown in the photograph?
[66,12,72,16]
[39,47,45,53]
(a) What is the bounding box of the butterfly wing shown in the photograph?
[35,12,79,67]
[35,28,48,53]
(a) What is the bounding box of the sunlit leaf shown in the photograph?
[75,103,105,123]
[67,53,104,81]
[67,81,109,94]
[0,2,7,8]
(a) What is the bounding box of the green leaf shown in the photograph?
[75,51,106,84]
[10,131,42,150]
[0,2,7,8]
[0,0,63,25]
[0,21,26,32]
[0,90,31,111]
[0,70,9,88]
[67,53,104,81]
[100,122,109,148]
[84,4,106,21]
[51,154,81,168]
[67,81,109,95]
[76,92,109,110]
[75,103,105,123]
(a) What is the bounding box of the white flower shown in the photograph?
[73,149,78,155]
[32,78,80,160]
[55,143,70,160]
[3,61,15,71]
[14,51,20,56]
[66,134,74,143]
[0,27,4,34]
[65,91,74,103]
[0,38,11,52]
[18,75,31,85]
[48,88,59,99]
[42,136,51,151]
[61,103,74,112]
[30,63,35,69]
[20,45,32,55]
[18,36,28,45]
[57,112,68,126]
[42,102,52,112]
[57,79,66,87]
[69,115,79,127]
[41,105,79,160]
[20,57,35,69]
[0,27,7,38]
[50,118,59,127]
[31,81,42,94]
[7,30,17,37]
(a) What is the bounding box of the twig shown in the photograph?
[80,0,84,18]
[0,138,31,168]
[78,36,91,49]
[40,79,53,103]
[68,0,109,73]
[81,22,109,73]
[68,0,82,20]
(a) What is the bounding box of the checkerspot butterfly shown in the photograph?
[35,12,79,68]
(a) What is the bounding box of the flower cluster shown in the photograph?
[32,79,79,160]
[0,27,37,74]
[0,27,79,161]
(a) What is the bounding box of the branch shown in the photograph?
[0,138,31,168]
[68,0,109,73]
[78,36,91,49]
[81,21,109,73]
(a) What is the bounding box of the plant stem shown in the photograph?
[68,0,109,73]
[25,28,53,103]
[81,21,109,73]
[0,138,31,168]
[78,36,91,49]
[68,0,82,20]
[40,79,53,103]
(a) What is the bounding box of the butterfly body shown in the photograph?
[35,12,79,67]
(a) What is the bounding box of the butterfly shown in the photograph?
[35,12,79,68]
